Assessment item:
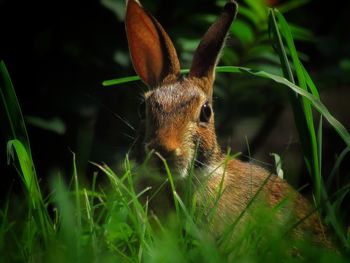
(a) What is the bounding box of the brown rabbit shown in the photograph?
[125,0,334,249]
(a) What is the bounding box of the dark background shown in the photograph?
[0,0,349,215]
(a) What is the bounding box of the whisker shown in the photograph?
[112,112,136,131]
[122,133,136,140]
[85,94,137,131]
[194,159,212,170]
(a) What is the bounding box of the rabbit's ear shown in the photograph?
[189,1,237,94]
[125,0,180,87]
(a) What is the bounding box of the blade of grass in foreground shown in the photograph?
[1,61,53,244]
[0,61,32,156]
[7,139,52,244]
[269,9,321,204]
[102,69,190,86]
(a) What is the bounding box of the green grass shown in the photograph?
[1,149,348,262]
[1,8,350,263]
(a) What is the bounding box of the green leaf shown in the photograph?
[302,63,320,98]
[192,14,216,24]
[7,139,53,242]
[102,75,140,86]
[277,0,310,13]
[221,48,240,66]
[102,69,190,87]
[238,6,261,26]
[245,45,280,64]
[0,61,31,157]
[340,59,350,71]
[1,61,53,244]
[327,147,350,188]
[26,116,66,135]
[275,10,306,88]
[177,37,200,52]
[101,0,126,21]
[268,10,294,82]
[7,140,38,207]
[236,67,350,150]
[317,117,323,177]
[245,0,268,21]
[289,24,314,42]
[231,19,255,45]
[270,9,321,204]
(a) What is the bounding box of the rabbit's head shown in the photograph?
[126,0,237,176]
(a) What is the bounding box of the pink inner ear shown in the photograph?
[126,0,164,86]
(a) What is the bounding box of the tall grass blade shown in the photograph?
[269,9,348,245]
[317,117,323,178]
[0,61,31,155]
[155,153,180,218]
[102,69,190,87]
[7,139,52,244]
[7,140,39,209]
[1,61,53,244]
[269,9,322,202]
[327,147,350,189]
[239,67,350,148]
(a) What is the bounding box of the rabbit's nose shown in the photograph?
[145,142,182,159]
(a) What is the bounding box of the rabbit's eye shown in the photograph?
[138,100,146,119]
[199,102,212,123]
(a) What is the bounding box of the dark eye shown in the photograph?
[138,100,146,119]
[199,102,212,123]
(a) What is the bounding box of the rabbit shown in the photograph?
[125,0,335,249]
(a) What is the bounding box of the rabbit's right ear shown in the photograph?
[189,1,237,96]
[125,0,180,87]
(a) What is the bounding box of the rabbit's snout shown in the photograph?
[145,124,184,158]
[145,141,183,159]
[145,137,186,172]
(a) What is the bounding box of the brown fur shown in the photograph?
[125,0,335,249]
[199,159,333,247]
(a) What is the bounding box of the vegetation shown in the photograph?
[1,0,349,262]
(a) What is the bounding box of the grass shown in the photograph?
[1,150,348,262]
[1,8,350,263]
[1,150,349,262]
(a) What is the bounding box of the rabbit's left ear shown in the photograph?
[125,0,180,87]
[189,1,237,95]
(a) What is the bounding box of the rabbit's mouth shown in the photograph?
[145,145,193,179]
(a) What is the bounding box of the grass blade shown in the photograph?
[7,139,52,244]
[102,75,140,86]
[102,69,190,87]
[1,61,53,244]
[0,61,31,156]
[270,9,321,203]
[327,147,350,189]
[239,67,350,148]
[7,140,39,209]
